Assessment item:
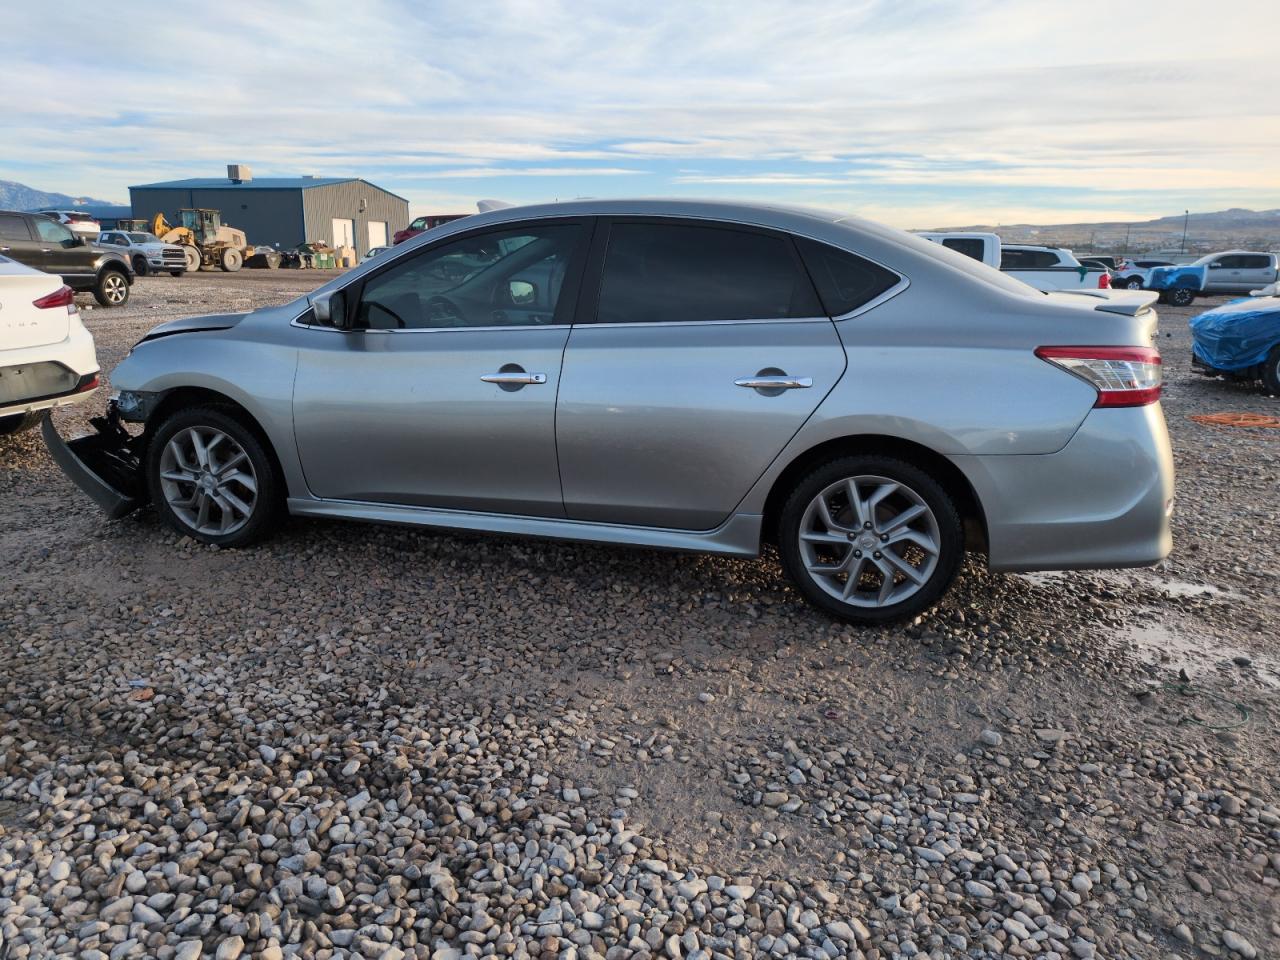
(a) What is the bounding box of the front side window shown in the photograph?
[355,223,584,329]
[596,222,821,324]
[34,218,75,246]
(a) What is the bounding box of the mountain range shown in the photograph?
[932,208,1280,246]
[0,179,119,211]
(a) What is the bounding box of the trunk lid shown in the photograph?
[0,265,72,349]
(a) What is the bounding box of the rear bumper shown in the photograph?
[41,409,145,520]
[955,404,1174,572]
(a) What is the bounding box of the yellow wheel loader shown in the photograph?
[151,209,253,272]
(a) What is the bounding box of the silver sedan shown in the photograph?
[45,199,1173,623]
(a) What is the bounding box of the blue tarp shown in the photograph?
[1189,296,1280,370]
[1148,264,1206,292]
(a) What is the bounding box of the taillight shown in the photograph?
[1098,272,1111,289]
[33,285,76,313]
[1035,346,1162,407]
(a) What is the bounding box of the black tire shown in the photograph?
[1263,344,1280,395]
[1169,288,1195,307]
[132,256,149,277]
[778,455,964,625]
[93,268,130,307]
[145,406,283,547]
[0,411,41,436]
[1123,276,1143,289]
[220,248,243,272]
[169,270,185,278]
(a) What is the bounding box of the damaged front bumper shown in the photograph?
[42,406,147,520]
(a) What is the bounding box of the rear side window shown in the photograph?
[940,237,987,262]
[1240,254,1273,269]
[795,237,900,316]
[0,214,31,240]
[1001,248,1062,269]
[596,222,822,324]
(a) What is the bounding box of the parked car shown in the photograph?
[916,234,1110,291]
[1078,255,1120,271]
[392,214,468,245]
[999,244,1111,291]
[1191,295,1280,393]
[362,245,391,261]
[0,210,134,306]
[97,230,188,277]
[45,199,1172,625]
[1191,250,1280,295]
[37,209,101,241]
[0,255,100,435]
[1112,259,1174,290]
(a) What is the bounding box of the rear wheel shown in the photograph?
[1263,345,1280,395]
[220,248,243,272]
[0,412,41,436]
[146,406,282,547]
[93,268,130,307]
[132,256,149,277]
[778,455,963,624]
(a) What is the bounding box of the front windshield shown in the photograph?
[127,232,159,243]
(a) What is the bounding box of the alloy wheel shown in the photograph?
[103,273,128,304]
[797,474,941,608]
[158,426,258,536]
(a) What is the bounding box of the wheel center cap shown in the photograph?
[200,474,216,492]
[859,533,878,550]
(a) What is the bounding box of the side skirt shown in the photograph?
[287,498,764,556]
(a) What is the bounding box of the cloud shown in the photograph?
[1,0,1277,225]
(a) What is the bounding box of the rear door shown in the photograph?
[0,214,43,271]
[555,219,859,530]
[31,217,86,280]
[1239,254,1277,290]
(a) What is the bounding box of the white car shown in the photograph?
[97,230,189,277]
[0,255,101,435]
[37,209,102,241]
[1112,259,1174,290]
[362,245,391,261]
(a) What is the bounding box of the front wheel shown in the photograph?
[1169,288,1195,307]
[778,456,963,624]
[146,406,282,546]
[93,269,130,307]
[220,248,243,272]
[1123,276,1143,289]
[1263,344,1280,395]
[169,270,185,278]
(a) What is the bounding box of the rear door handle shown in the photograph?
[734,375,812,390]
[481,371,547,385]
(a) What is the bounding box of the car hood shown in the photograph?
[137,312,247,344]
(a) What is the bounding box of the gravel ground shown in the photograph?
[2,272,1278,960]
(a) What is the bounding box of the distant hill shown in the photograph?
[930,208,1280,253]
[0,178,119,211]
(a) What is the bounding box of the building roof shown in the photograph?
[129,177,408,201]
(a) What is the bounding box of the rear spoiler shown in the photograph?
[1051,289,1159,317]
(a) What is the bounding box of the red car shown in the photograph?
[393,214,468,245]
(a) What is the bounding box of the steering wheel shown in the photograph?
[426,295,465,326]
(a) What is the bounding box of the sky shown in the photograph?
[3,0,1279,228]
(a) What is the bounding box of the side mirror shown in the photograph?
[508,279,536,306]
[311,289,349,329]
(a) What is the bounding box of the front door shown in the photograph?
[293,219,590,516]
[555,219,854,530]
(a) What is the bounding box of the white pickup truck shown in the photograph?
[916,232,1110,292]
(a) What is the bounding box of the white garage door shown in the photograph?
[331,218,355,248]
[367,221,388,249]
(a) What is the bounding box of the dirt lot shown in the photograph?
[2,271,1278,960]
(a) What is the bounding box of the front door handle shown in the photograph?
[481,371,547,385]
[734,375,812,390]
